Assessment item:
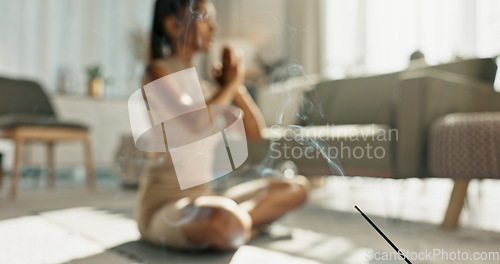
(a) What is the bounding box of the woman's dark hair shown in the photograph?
[150,0,204,60]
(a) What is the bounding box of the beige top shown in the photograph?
[135,57,219,233]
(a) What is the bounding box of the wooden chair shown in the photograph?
[0,77,95,198]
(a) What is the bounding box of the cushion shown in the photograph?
[0,114,88,130]
[429,112,500,179]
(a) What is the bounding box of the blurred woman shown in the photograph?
[136,0,309,251]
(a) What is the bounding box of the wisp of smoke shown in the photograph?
[253,62,344,179]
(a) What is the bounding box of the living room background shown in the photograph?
[1,0,500,96]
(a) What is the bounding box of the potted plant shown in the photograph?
[86,65,104,99]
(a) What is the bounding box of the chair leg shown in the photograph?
[83,137,95,191]
[10,138,24,199]
[441,179,469,229]
[0,153,3,189]
[47,142,55,188]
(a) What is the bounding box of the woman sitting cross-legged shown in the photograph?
[135,0,310,251]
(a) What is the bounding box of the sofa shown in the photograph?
[250,58,500,179]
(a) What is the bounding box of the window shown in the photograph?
[324,0,500,78]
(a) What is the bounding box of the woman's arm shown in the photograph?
[207,46,245,106]
[233,86,265,141]
[209,46,264,141]
[205,81,240,106]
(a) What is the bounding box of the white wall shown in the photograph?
[0,0,155,98]
[211,0,322,75]
[212,0,288,64]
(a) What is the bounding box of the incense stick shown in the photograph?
[354,205,413,264]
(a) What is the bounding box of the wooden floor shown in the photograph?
[310,176,500,232]
[1,174,500,264]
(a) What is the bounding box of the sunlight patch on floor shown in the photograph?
[0,207,139,264]
[310,176,500,232]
